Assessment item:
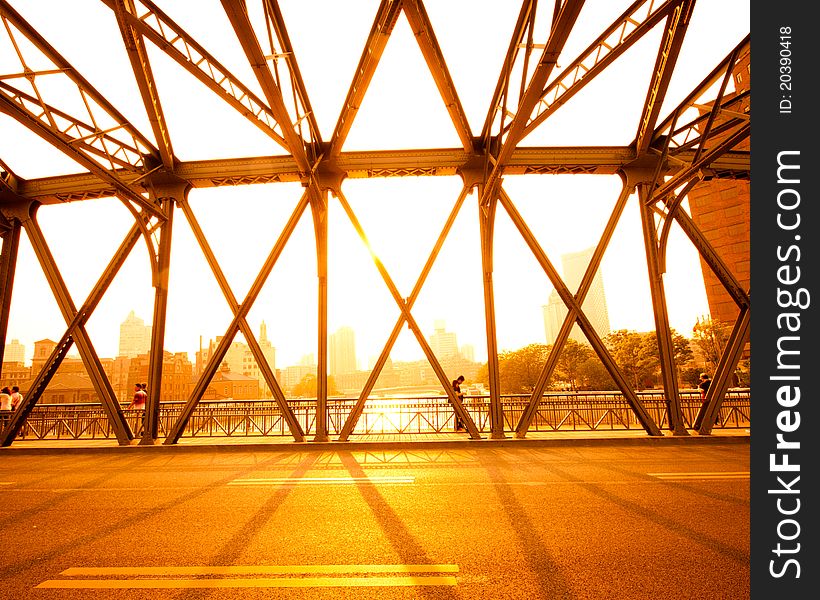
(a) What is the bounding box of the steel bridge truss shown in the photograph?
[0,0,749,446]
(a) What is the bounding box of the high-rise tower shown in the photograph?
[329,326,356,376]
[543,247,610,345]
[429,320,459,358]
[118,311,152,358]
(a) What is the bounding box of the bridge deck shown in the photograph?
[1,427,749,454]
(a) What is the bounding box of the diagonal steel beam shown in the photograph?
[402,0,474,152]
[177,197,305,441]
[336,187,481,439]
[337,184,469,440]
[221,0,311,174]
[7,211,148,445]
[664,96,749,159]
[515,180,632,437]
[480,0,536,146]
[499,187,662,436]
[646,119,750,310]
[695,304,749,433]
[99,0,290,152]
[261,0,322,150]
[666,201,748,309]
[1,0,164,217]
[654,48,749,175]
[650,123,749,204]
[634,0,694,152]
[0,83,145,173]
[652,35,750,149]
[677,57,737,167]
[111,0,175,169]
[0,157,19,195]
[494,0,584,162]
[164,191,310,444]
[1,332,74,446]
[520,0,685,140]
[328,0,403,157]
[479,0,584,207]
[0,83,164,219]
[0,0,158,156]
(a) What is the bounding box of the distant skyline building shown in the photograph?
[329,326,357,376]
[543,246,611,345]
[242,321,276,387]
[4,338,25,363]
[429,320,459,358]
[197,322,276,396]
[283,364,314,390]
[118,311,152,358]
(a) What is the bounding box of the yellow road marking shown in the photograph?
[228,476,415,485]
[38,576,457,589]
[649,472,749,479]
[61,564,458,576]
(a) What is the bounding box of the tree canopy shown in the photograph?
[604,329,692,389]
[475,330,695,393]
[290,373,339,398]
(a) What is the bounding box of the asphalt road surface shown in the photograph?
[0,441,749,599]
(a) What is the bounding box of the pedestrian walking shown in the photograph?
[698,373,711,399]
[130,383,147,436]
[10,386,23,411]
[452,375,466,432]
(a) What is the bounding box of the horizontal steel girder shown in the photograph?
[14,147,749,204]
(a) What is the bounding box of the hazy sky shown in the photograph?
[0,0,750,368]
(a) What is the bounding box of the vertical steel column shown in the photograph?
[479,189,505,439]
[638,184,687,435]
[0,219,21,369]
[142,188,179,444]
[311,187,329,441]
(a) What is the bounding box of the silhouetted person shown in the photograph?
[10,386,22,411]
[130,383,147,437]
[452,375,466,432]
[698,373,711,399]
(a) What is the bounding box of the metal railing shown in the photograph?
[1,389,750,442]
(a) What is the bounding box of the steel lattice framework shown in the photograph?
[0,0,749,446]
